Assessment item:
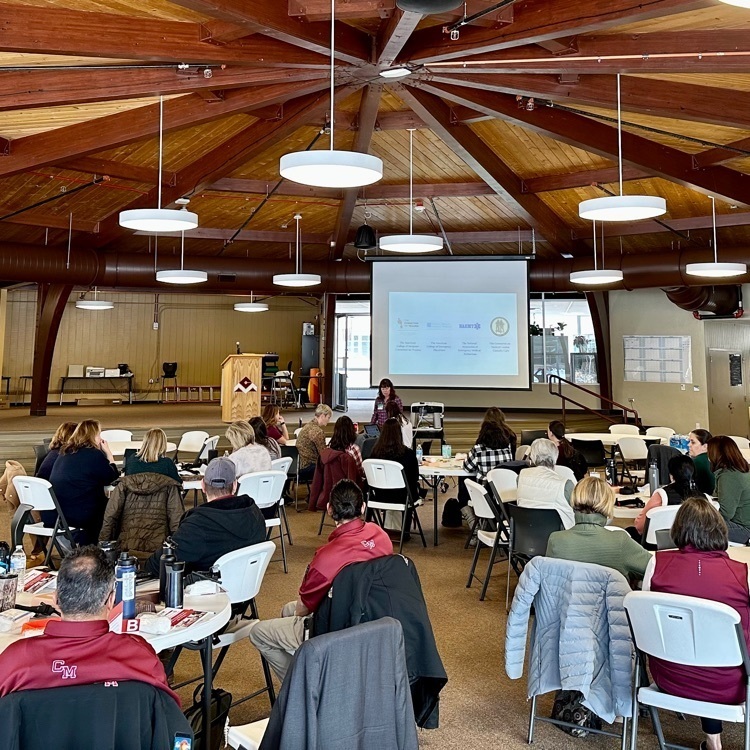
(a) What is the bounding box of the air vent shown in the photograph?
[217,273,236,283]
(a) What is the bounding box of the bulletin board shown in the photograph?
[623,335,692,383]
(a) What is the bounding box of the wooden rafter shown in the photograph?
[693,137,750,169]
[377,9,422,67]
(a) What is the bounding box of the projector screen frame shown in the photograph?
[368,255,533,392]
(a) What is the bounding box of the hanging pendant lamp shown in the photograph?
[396,0,463,12]
[76,287,114,310]
[570,220,624,285]
[379,129,443,253]
[273,214,321,287]
[234,292,269,312]
[156,232,207,284]
[579,75,666,222]
[279,0,382,189]
[685,196,747,278]
[716,0,750,6]
[120,96,198,232]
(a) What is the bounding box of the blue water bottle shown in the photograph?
[115,552,137,619]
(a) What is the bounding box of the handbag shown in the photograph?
[550,690,602,738]
[183,684,232,750]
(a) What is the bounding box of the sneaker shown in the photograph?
[26,552,46,569]
[468,536,478,548]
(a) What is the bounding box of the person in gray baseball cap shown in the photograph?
[145,457,266,576]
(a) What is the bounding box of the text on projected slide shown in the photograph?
[389,292,519,376]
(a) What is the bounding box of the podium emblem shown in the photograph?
[234,377,257,393]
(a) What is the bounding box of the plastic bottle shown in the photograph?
[416,444,423,465]
[648,458,660,496]
[10,545,26,592]
[114,552,137,619]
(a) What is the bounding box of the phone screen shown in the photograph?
[173,734,192,750]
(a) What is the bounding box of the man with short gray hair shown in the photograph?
[0,546,178,703]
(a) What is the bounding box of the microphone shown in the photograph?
[236,341,241,355]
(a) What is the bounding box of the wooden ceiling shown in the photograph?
[2,0,750,272]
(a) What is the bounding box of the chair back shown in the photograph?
[553,464,577,484]
[214,541,276,605]
[487,467,519,501]
[645,427,675,440]
[506,503,563,558]
[162,362,177,378]
[624,590,750,670]
[515,445,530,461]
[571,438,606,467]
[294,427,303,438]
[198,435,220,461]
[177,430,209,454]
[360,437,377,460]
[101,429,133,442]
[643,504,680,546]
[237,471,286,509]
[617,436,648,461]
[465,479,494,521]
[729,435,750,450]
[280,444,298,474]
[609,424,640,435]
[12,476,57,511]
[362,458,406,491]
[271,457,293,475]
[520,429,547,446]
[33,444,50,475]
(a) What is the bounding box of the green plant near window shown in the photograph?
[529,323,543,336]
[555,322,567,333]
[573,335,587,351]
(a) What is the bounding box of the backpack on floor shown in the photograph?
[441,498,463,527]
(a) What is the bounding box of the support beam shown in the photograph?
[134,228,331,244]
[377,9,422,67]
[332,84,382,260]
[2,214,99,233]
[413,80,750,208]
[30,283,73,416]
[586,291,612,404]
[693,137,750,168]
[523,166,651,193]
[395,84,573,256]
[59,158,176,186]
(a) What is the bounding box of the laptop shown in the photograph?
[364,424,380,438]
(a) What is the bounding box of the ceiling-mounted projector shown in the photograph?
[396,0,463,12]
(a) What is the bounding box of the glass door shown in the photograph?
[333,301,376,406]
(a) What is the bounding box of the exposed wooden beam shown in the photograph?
[166,0,371,64]
[415,80,750,207]
[426,72,750,131]
[0,79,330,179]
[0,5,330,67]
[59,158,176,186]
[1,214,99,233]
[0,67,325,111]
[332,84,382,260]
[210,178,341,199]
[135,228,330,243]
[400,0,713,64]
[289,0,395,21]
[377,9,422,67]
[395,84,572,256]
[693,137,750,168]
[600,210,750,238]
[523,166,651,193]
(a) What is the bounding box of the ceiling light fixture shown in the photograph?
[234,291,269,312]
[379,129,443,253]
[716,0,750,6]
[279,0,383,188]
[379,66,413,79]
[685,196,747,278]
[75,288,114,310]
[273,214,321,287]
[155,232,207,284]
[396,0,463,11]
[119,96,199,232]
[570,220,624,285]
[578,74,666,222]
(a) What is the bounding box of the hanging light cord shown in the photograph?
[593,219,598,271]
[616,73,623,197]
[711,195,718,262]
[330,0,335,152]
[295,213,302,273]
[180,231,185,271]
[409,128,414,235]
[157,95,164,210]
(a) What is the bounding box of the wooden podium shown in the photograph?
[221,354,263,423]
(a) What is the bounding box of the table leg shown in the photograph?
[59,379,65,406]
[201,636,212,749]
[433,477,440,546]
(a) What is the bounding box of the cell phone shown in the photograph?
[173,734,192,750]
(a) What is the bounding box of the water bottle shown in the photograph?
[159,539,176,605]
[165,560,185,609]
[0,542,10,575]
[10,546,26,592]
[648,458,660,496]
[114,552,137,619]
[416,443,423,465]
[605,457,617,485]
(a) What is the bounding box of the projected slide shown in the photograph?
[389,292,518,376]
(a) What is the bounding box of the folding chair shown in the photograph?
[642,504,679,549]
[624,590,750,750]
[609,424,641,435]
[617,436,648,485]
[362,458,426,554]
[271,457,294,546]
[521,429,547,446]
[730,435,750,450]
[33,444,49,475]
[175,430,209,463]
[645,427,675,440]
[100,429,133,442]
[487,467,518,502]
[571,438,607,469]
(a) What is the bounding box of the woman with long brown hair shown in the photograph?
[707,435,750,543]
[262,404,289,445]
[547,420,587,481]
[308,416,362,511]
[370,378,402,428]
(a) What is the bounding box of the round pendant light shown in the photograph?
[234,292,269,312]
[156,232,207,285]
[119,96,199,233]
[716,0,750,6]
[273,214,321,287]
[685,196,747,279]
[379,129,443,253]
[279,0,382,189]
[570,219,623,286]
[578,75,666,223]
[396,0,463,12]
[379,66,413,79]
[76,288,114,310]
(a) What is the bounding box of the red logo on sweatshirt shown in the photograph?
[51,660,77,680]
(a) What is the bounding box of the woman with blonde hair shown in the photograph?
[48,419,119,544]
[226,420,272,478]
[124,428,180,481]
[36,421,77,481]
[546,476,651,579]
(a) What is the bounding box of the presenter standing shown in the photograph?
[371,378,403,427]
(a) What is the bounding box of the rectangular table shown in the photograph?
[60,375,134,405]
[419,458,474,546]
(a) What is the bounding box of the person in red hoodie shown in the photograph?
[0,546,179,705]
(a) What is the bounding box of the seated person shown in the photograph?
[689,428,715,495]
[546,476,652,579]
[547,420,588,481]
[263,405,289,446]
[643,496,750,750]
[226,421,272,478]
[0,546,179,705]
[124,428,180,481]
[145,457,265,576]
[36,421,77,481]
[385,401,413,448]
[708,435,750,544]
[308,417,362,512]
[250,416,281,461]
[296,404,332,483]
[517,438,575,529]
[249,479,392,681]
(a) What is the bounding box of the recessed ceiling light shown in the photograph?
[379,66,412,79]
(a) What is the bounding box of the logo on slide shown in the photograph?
[490,317,510,336]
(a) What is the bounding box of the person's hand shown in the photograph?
[100,438,114,461]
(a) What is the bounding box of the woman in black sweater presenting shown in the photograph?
[48,419,119,544]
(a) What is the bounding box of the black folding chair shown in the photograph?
[571,438,607,469]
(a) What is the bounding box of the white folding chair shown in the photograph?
[12,476,78,566]
[617,436,648,484]
[294,427,303,438]
[176,430,209,462]
[362,458,426,554]
[100,429,133,442]
[271,456,295,535]
[625,590,750,750]
[515,445,530,462]
[238,471,290,573]
[609,424,641,435]
[730,435,750,450]
[553,464,577,485]
[227,719,269,750]
[645,427,675,440]
[198,435,220,461]
[643,504,680,548]
[487,467,519,502]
